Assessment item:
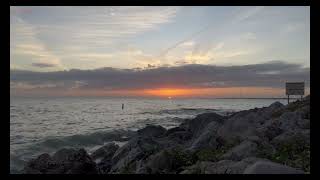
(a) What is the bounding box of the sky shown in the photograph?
[10,6,310,98]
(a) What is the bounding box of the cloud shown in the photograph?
[31,63,57,68]
[10,61,310,96]
[179,41,195,47]
[233,6,265,23]
[10,7,180,70]
[10,17,65,70]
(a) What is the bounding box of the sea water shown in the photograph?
[10,96,287,173]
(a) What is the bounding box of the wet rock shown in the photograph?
[243,161,305,174]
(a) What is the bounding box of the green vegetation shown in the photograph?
[194,137,242,162]
[168,148,197,169]
[257,138,310,173]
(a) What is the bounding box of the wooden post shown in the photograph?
[287,95,289,104]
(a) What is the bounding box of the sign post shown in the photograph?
[286,82,305,104]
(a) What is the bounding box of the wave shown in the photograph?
[141,108,228,116]
[10,129,137,173]
[36,129,135,149]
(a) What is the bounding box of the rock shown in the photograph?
[92,143,120,174]
[110,137,161,173]
[142,150,174,174]
[276,112,305,131]
[180,112,224,137]
[221,140,258,161]
[217,101,286,142]
[167,131,193,142]
[165,127,186,136]
[24,148,97,174]
[142,148,195,174]
[52,148,97,174]
[23,153,58,174]
[268,102,285,112]
[91,142,119,161]
[256,121,283,141]
[188,121,222,151]
[245,136,261,143]
[181,157,269,174]
[137,125,167,138]
[271,129,310,147]
[243,161,305,174]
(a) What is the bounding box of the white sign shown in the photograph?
[286,82,305,95]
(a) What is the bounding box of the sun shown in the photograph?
[143,88,193,97]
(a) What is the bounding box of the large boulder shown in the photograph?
[221,140,258,161]
[217,102,285,142]
[91,142,119,161]
[180,112,224,137]
[137,125,167,138]
[91,142,120,174]
[109,137,161,173]
[24,148,97,174]
[188,121,222,151]
[243,161,305,174]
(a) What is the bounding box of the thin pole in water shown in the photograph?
[122,103,124,110]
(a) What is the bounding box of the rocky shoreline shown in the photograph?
[22,96,310,174]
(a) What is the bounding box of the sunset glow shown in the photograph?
[144,88,194,97]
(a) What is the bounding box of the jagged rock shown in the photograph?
[91,142,120,174]
[221,140,258,161]
[243,161,305,174]
[188,121,222,151]
[180,112,224,137]
[91,142,119,161]
[24,148,97,174]
[110,137,161,173]
[137,125,167,138]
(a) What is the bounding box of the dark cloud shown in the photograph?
[10,61,310,91]
[31,63,57,68]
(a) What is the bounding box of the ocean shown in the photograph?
[10,97,287,173]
